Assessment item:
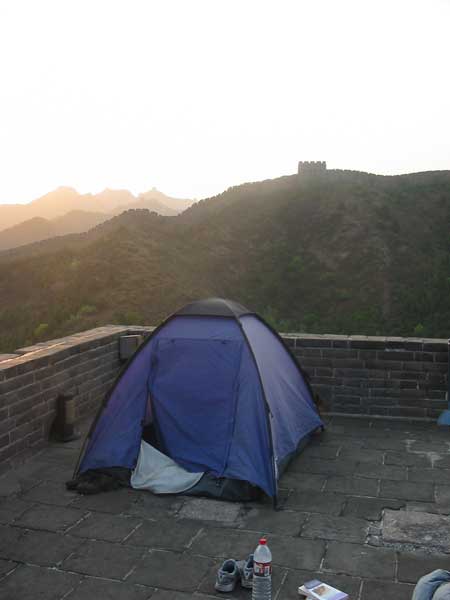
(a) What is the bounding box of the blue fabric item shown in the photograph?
[412,570,450,600]
[240,315,323,470]
[78,310,321,499]
[150,337,243,474]
[79,337,157,472]
[158,316,242,341]
[222,342,275,496]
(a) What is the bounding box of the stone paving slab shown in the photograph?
[0,564,81,600]
[359,579,414,600]
[125,518,201,550]
[325,475,379,495]
[382,509,450,550]
[65,577,154,600]
[323,541,396,580]
[278,471,327,491]
[0,496,33,524]
[129,551,213,592]
[397,551,450,583]
[342,496,406,520]
[0,525,83,566]
[15,504,86,532]
[2,415,450,598]
[63,539,145,579]
[384,451,431,467]
[70,488,139,514]
[379,479,434,502]
[301,513,369,544]
[0,559,16,578]
[239,507,308,535]
[178,498,241,523]
[69,512,142,543]
[284,490,347,514]
[21,479,78,506]
[409,467,450,484]
[354,463,407,480]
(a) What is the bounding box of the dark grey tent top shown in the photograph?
[175,297,253,318]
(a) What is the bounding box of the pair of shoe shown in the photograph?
[215,554,254,592]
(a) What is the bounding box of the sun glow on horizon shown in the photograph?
[0,0,449,205]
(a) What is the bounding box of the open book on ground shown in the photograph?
[298,579,348,600]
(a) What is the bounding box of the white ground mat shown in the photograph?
[131,439,204,494]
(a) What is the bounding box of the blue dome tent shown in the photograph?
[73,298,323,502]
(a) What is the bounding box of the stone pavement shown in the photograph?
[1,416,450,599]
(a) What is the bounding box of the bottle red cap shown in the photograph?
[259,537,267,545]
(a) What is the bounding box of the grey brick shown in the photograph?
[0,372,34,395]
[335,369,369,378]
[349,338,386,350]
[378,351,414,361]
[388,407,426,418]
[322,349,358,359]
[296,338,332,348]
[366,360,403,370]
[423,342,448,352]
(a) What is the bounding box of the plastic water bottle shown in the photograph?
[252,537,272,600]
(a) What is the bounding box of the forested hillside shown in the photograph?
[1,169,450,352]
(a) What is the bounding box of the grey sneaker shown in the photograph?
[238,554,254,589]
[215,559,240,592]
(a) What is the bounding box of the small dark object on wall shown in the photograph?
[50,393,80,442]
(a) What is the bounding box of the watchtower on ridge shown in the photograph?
[298,161,327,175]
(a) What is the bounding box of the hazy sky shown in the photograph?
[0,0,449,205]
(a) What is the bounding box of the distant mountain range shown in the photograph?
[0,187,194,250]
[1,169,450,353]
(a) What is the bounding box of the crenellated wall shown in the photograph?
[284,334,448,420]
[0,327,448,472]
[0,326,152,473]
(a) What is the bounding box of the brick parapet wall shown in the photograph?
[281,334,448,420]
[0,325,153,472]
[0,327,448,472]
